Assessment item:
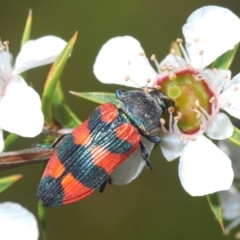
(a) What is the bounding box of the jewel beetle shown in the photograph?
[37,88,174,207]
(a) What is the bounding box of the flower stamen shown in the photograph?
[143,78,152,93]
[209,97,216,104]
[170,49,183,68]
[154,85,161,90]
[189,136,197,141]
[169,72,177,80]
[160,118,168,133]
[125,75,142,88]
[176,38,191,64]
[187,64,194,70]
[168,106,175,114]
[223,73,229,79]
[180,135,185,142]
[160,65,167,72]
[192,74,202,81]
[151,54,160,72]
[226,100,231,106]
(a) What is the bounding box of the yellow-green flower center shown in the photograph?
[156,69,215,134]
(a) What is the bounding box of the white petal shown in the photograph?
[0,202,39,240]
[13,36,67,75]
[203,68,231,93]
[0,51,12,80]
[179,135,234,196]
[220,73,240,119]
[0,79,44,137]
[110,137,154,185]
[206,112,233,140]
[218,140,240,179]
[220,185,240,220]
[93,36,157,87]
[160,133,187,161]
[183,6,240,68]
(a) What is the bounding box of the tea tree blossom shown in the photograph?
[0,202,39,240]
[0,36,66,151]
[93,6,240,195]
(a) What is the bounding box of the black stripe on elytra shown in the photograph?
[56,134,109,190]
[88,106,133,154]
[37,175,64,207]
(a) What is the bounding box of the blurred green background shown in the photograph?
[1,0,240,239]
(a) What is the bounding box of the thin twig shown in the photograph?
[0,147,54,170]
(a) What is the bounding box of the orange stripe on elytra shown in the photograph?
[61,173,94,204]
[100,103,119,123]
[42,152,65,179]
[114,123,140,147]
[71,119,93,147]
[90,145,135,174]
[89,123,140,174]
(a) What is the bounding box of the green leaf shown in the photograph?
[229,126,240,146]
[21,9,32,47]
[207,193,224,230]
[70,91,117,105]
[53,82,81,128]
[211,43,239,70]
[0,174,22,193]
[42,32,78,126]
[20,9,32,79]
[38,200,47,240]
[3,133,19,151]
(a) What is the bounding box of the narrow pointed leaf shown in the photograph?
[70,91,117,105]
[211,44,239,70]
[53,82,81,128]
[3,133,19,151]
[38,200,47,240]
[0,174,22,193]
[20,9,32,79]
[207,193,224,230]
[42,32,78,126]
[229,126,240,146]
[21,9,32,47]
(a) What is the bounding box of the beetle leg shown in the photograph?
[34,134,69,149]
[140,141,153,170]
[144,134,161,144]
[51,134,69,148]
[99,176,110,193]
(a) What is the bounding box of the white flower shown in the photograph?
[93,6,240,195]
[0,202,39,240]
[0,36,66,151]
